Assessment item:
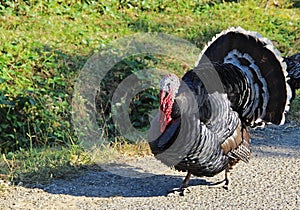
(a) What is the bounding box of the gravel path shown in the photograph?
[0,123,299,210]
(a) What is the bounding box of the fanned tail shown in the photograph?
[196,27,292,127]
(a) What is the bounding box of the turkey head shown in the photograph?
[159,74,180,133]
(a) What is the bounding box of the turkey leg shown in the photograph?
[209,165,232,190]
[223,167,231,190]
[181,171,192,191]
[169,171,192,196]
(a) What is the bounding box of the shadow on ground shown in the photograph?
[36,169,211,197]
[30,122,299,198]
[250,122,300,157]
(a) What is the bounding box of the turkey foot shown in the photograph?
[168,171,192,196]
[168,186,191,196]
[209,169,231,190]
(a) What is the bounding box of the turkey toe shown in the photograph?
[168,187,191,196]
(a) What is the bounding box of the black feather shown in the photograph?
[149,27,293,189]
[284,53,300,99]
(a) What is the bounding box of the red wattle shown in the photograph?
[159,90,174,133]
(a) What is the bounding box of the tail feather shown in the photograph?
[195,27,292,127]
[284,53,300,99]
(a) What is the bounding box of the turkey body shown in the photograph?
[151,68,249,178]
[148,27,298,194]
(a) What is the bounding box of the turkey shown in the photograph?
[148,27,299,196]
[284,53,300,99]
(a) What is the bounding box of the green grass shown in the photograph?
[0,0,299,186]
[0,144,90,185]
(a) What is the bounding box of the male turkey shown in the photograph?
[284,53,300,99]
[148,27,299,195]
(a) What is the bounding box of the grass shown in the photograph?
[0,0,299,187]
[0,141,151,188]
[0,145,91,184]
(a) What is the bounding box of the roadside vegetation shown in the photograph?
[0,0,299,186]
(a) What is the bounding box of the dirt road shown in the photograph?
[0,123,299,210]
